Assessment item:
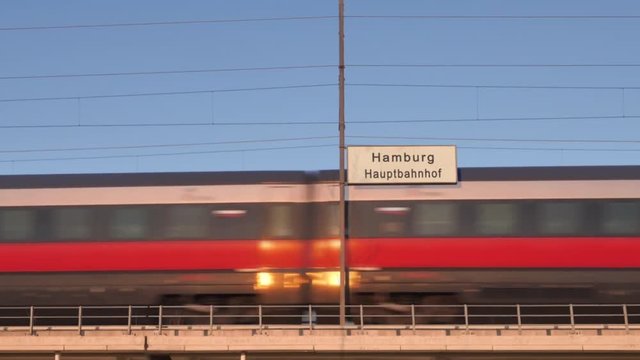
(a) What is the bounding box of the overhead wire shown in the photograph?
[0,144,337,163]
[0,65,335,81]
[0,83,336,103]
[2,14,639,32]
[4,64,640,81]
[348,135,640,144]
[350,64,640,68]
[1,115,637,129]
[348,83,640,90]
[346,15,640,20]
[0,16,338,31]
[0,136,336,154]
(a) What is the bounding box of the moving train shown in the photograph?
[1,166,640,308]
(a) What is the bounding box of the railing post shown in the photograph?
[623,304,629,333]
[210,305,214,333]
[158,305,163,334]
[411,304,416,333]
[258,305,263,331]
[127,305,132,335]
[359,305,364,329]
[29,306,34,336]
[569,304,575,331]
[464,304,469,331]
[516,304,522,333]
[77,306,82,335]
[308,304,313,330]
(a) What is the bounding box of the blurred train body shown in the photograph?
[1,166,640,307]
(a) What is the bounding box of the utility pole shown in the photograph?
[338,0,347,327]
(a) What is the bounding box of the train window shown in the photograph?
[601,201,640,235]
[313,203,339,238]
[210,205,261,240]
[265,204,295,239]
[109,207,148,239]
[414,202,458,236]
[165,206,208,239]
[475,203,518,235]
[53,208,92,240]
[0,209,34,241]
[537,202,582,235]
[375,206,410,236]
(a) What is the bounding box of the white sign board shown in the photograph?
[347,145,458,184]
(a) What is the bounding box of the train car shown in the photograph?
[0,171,340,306]
[1,165,640,310]
[346,165,640,305]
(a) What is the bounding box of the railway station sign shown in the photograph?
[347,145,458,184]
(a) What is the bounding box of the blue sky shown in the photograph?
[1,0,640,174]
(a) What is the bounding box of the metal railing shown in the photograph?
[0,303,639,334]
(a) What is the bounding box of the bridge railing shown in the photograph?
[0,303,639,334]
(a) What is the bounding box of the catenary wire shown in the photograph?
[346,15,640,19]
[1,134,634,155]
[3,14,639,32]
[0,136,336,154]
[4,64,640,81]
[3,144,640,164]
[0,83,634,103]
[1,115,638,129]
[0,16,338,31]
[0,65,335,81]
[349,135,640,144]
[0,83,337,103]
[0,144,337,163]
[348,83,640,90]
[350,64,640,68]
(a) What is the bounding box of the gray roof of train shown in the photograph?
[2,166,640,189]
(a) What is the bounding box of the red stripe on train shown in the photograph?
[1,237,639,272]
[348,237,640,268]
[0,240,306,272]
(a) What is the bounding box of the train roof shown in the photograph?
[1,166,640,189]
[318,165,640,182]
[0,171,309,189]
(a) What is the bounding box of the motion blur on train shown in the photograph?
[1,166,640,313]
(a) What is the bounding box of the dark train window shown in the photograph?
[316,203,339,238]
[265,204,295,239]
[414,202,458,236]
[53,207,92,240]
[537,202,582,235]
[375,206,410,236]
[109,207,149,239]
[164,205,208,239]
[601,201,640,235]
[475,203,518,235]
[0,209,34,241]
[210,206,261,239]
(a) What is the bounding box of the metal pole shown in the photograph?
[623,304,629,333]
[569,304,575,331]
[464,304,469,331]
[258,305,263,331]
[308,304,313,330]
[359,304,364,329]
[338,0,348,328]
[516,304,522,333]
[210,305,214,333]
[29,306,34,336]
[54,353,61,360]
[411,304,416,332]
[158,305,163,334]
[77,306,82,335]
[128,305,132,335]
